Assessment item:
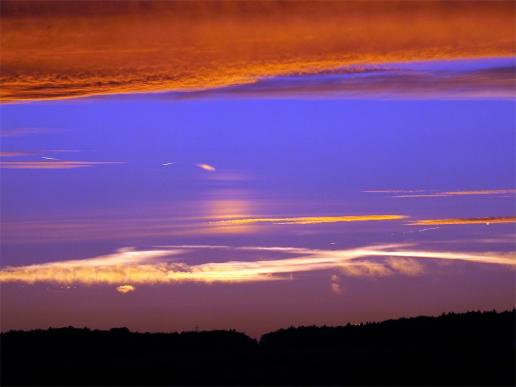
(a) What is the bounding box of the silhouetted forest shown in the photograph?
[1,310,514,386]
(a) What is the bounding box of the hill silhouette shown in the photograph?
[1,310,514,386]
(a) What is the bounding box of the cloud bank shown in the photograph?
[1,1,514,102]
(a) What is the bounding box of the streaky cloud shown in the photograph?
[0,244,513,291]
[0,151,31,158]
[0,127,54,137]
[409,216,516,226]
[212,215,407,225]
[0,160,124,169]
[365,188,516,198]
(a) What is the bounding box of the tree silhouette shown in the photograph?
[1,310,514,385]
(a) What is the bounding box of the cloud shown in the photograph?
[1,1,514,102]
[338,262,392,278]
[0,160,124,169]
[212,215,407,226]
[409,216,516,226]
[362,190,425,194]
[386,258,424,276]
[0,128,54,137]
[0,151,31,157]
[0,194,259,243]
[441,189,516,196]
[197,163,216,172]
[392,189,516,198]
[116,284,136,294]
[329,274,343,295]
[170,59,515,100]
[0,244,513,290]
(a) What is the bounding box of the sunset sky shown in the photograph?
[0,0,515,337]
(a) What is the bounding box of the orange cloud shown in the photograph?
[1,1,514,102]
[197,163,216,172]
[212,215,407,226]
[0,213,407,244]
[409,216,516,226]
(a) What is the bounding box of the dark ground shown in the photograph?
[1,310,514,386]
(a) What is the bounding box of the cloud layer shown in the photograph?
[1,1,514,102]
[170,59,516,100]
[1,244,514,290]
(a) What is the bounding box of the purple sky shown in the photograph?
[0,58,515,336]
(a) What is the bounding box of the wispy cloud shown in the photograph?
[0,151,31,157]
[0,244,513,291]
[0,128,54,137]
[409,216,516,226]
[0,161,124,169]
[362,189,425,194]
[366,188,516,198]
[212,215,407,226]
[441,189,516,196]
[329,274,343,295]
[386,258,424,276]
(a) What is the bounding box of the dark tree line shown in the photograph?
[1,310,514,386]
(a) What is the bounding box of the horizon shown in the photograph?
[3,308,513,340]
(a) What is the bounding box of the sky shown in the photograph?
[0,0,515,337]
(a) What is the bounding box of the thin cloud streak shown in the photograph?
[393,189,516,198]
[0,244,513,290]
[0,128,54,137]
[0,152,31,157]
[212,215,407,225]
[364,188,516,198]
[0,161,124,169]
[409,216,516,226]
[442,189,516,196]
[362,189,425,193]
